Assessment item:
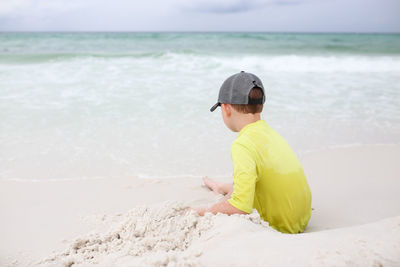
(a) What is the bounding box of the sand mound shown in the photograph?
[38,201,273,266]
[36,199,400,267]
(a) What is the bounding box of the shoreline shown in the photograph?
[1,143,399,183]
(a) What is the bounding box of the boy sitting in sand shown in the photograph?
[193,71,312,234]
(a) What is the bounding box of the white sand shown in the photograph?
[38,202,274,266]
[1,144,400,266]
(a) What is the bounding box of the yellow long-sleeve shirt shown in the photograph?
[227,119,312,234]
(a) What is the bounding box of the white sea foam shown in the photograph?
[1,38,400,180]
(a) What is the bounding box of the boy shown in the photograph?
[194,71,312,234]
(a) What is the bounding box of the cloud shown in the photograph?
[0,0,84,17]
[178,0,264,13]
[275,0,303,5]
[0,0,306,19]
[0,0,398,32]
[177,0,303,14]
[0,0,29,16]
[0,0,177,31]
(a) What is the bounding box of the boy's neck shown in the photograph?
[235,113,261,132]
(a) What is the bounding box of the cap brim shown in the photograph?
[210,102,220,112]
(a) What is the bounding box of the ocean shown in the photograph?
[1,32,399,180]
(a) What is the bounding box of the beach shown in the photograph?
[1,32,400,266]
[1,144,399,266]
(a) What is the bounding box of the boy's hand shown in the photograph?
[189,206,207,216]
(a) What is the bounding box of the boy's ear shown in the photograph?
[221,104,231,117]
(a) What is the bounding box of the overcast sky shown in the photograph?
[0,0,399,32]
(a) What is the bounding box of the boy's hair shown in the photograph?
[231,87,264,114]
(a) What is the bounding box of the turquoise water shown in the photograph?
[1,32,400,180]
[1,32,400,58]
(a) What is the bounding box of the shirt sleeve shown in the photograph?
[227,142,257,214]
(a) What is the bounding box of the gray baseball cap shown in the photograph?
[210,71,265,112]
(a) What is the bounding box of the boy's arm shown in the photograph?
[207,199,249,215]
[193,143,256,216]
[194,195,249,216]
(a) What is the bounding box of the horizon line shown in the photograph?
[1,30,399,34]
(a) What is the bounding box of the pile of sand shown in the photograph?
[38,201,274,266]
[38,200,400,267]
